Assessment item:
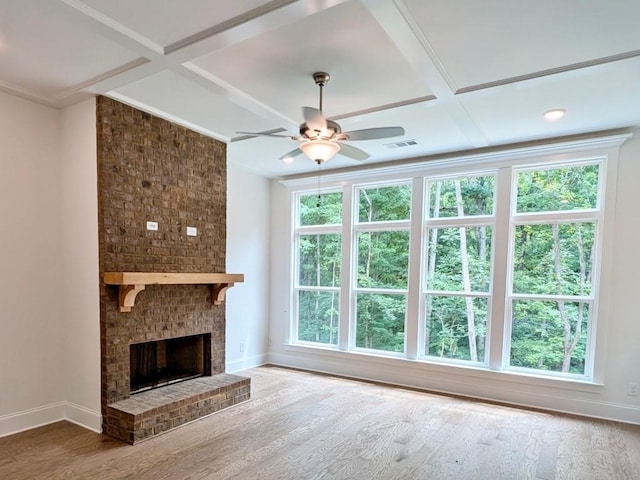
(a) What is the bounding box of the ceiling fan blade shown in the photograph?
[235,131,293,139]
[302,107,327,131]
[279,148,304,162]
[338,143,370,161]
[342,126,405,141]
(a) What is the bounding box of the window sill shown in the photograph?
[283,343,605,395]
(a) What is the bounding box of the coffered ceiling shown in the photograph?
[2,0,640,177]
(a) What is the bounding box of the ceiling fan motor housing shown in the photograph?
[300,119,342,139]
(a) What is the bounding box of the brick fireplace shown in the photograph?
[96,96,249,444]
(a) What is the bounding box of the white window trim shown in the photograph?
[505,161,603,380]
[350,182,412,353]
[292,189,343,347]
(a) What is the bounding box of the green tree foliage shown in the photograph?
[299,192,342,225]
[356,294,405,352]
[299,234,341,287]
[354,229,409,352]
[359,184,411,222]
[510,300,588,373]
[298,290,339,345]
[429,176,494,217]
[516,165,598,213]
[428,296,487,360]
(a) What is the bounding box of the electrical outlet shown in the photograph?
[628,383,639,396]
[146,221,158,231]
[187,226,197,236]
[239,343,244,353]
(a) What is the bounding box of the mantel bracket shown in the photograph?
[119,285,145,313]
[212,283,234,305]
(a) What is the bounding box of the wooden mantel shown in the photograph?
[103,272,244,313]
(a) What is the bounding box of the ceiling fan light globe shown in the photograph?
[300,139,340,163]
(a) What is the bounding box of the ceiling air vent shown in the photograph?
[385,139,418,149]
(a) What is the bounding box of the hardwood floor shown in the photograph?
[1,366,639,479]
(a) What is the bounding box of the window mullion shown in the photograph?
[406,176,424,360]
[488,166,513,370]
[339,184,353,351]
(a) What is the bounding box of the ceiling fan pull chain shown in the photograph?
[316,159,322,207]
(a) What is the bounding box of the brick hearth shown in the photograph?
[105,374,250,444]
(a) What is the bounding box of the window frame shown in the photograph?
[292,189,343,347]
[283,135,625,386]
[351,181,412,355]
[421,171,497,366]
[501,160,605,379]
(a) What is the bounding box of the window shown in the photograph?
[507,164,600,376]
[294,191,342,345]
[424,174,495,363]
[354,184,411,353]
[289,152,610,382]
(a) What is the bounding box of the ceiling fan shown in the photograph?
[237,72,405,164]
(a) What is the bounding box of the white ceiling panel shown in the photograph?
[75,0,274,49]
[335,101,474,159]
[404,0,640,90]
[190,1,434,122]
[0,0,141,99]
[110,70,277,141]
[459,57,640,144]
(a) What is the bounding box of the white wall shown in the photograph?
[59,99,101,431]
[0,92,66,436]
[601,129,640,414]
[268,133,640,425]
[226,164,271,372]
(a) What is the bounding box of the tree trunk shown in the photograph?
[361,191,374,349]
[315,234,321,342]
[329,261,336,344]
[425,182,442,354]
[455,180,478,361]
[560,224,586,372]
[476,225,487,355]
[552,224,575,373]
[478,226,487,262]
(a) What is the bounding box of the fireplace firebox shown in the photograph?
[129,334,211,394]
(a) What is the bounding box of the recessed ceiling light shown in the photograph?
[281,155,295,164]
[544,109,566,121]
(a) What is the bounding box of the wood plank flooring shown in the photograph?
[1,365,639,479]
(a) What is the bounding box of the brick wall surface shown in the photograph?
[95,96,246,440]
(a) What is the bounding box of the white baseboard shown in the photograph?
[268,348,640,426]
[0,402,102,438]
[0,402,66,438]
[65,402,102,433]
[226,353,268,373]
